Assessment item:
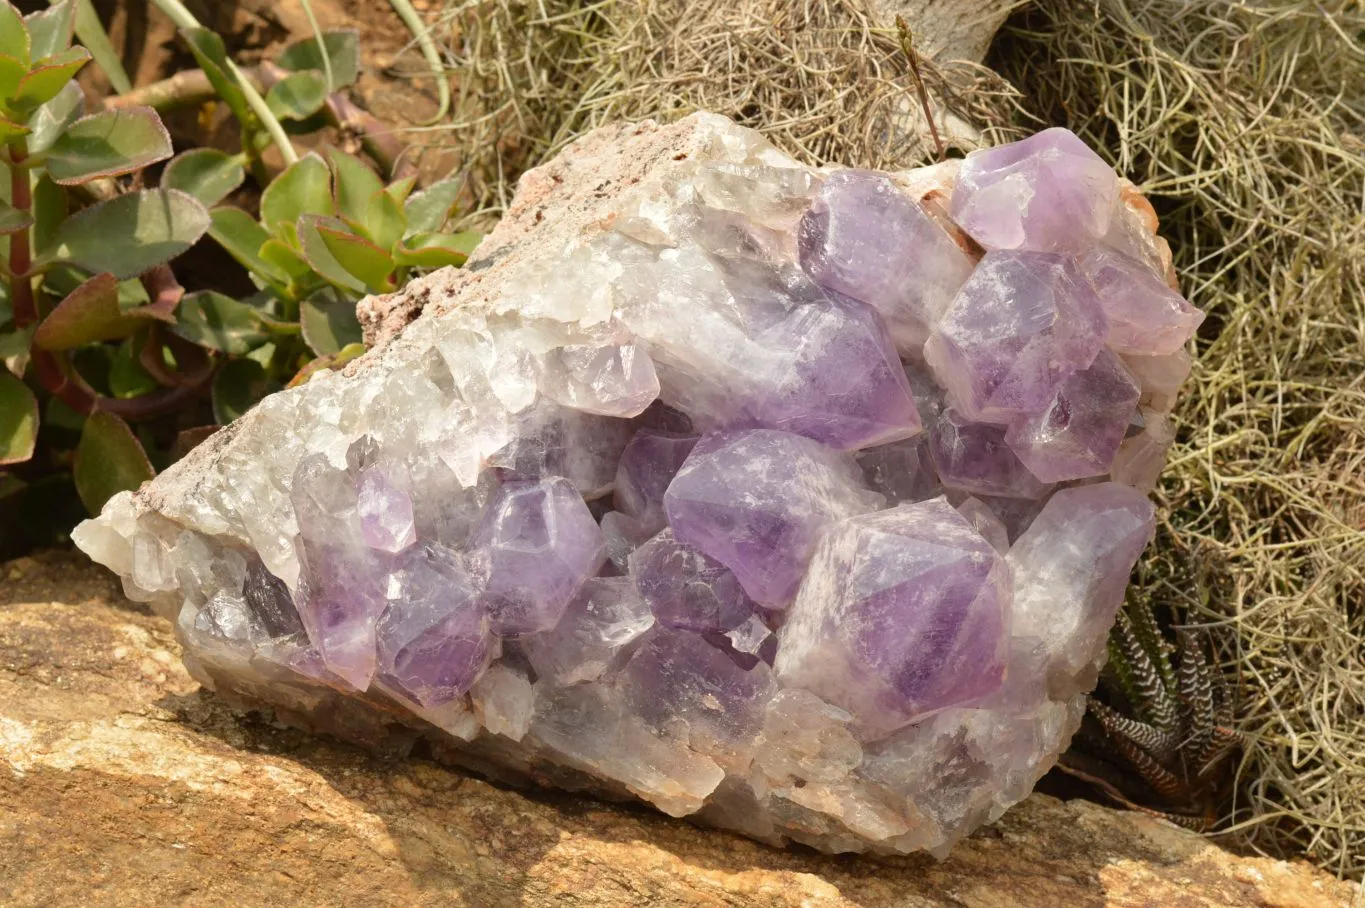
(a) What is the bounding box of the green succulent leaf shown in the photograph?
[300,288,363,356]
[33,272,147,350]
[31,174,64,253]
[258,238,314,284]
[208,206,288,285]
[394,231,482,269]
[0,51,26,101]
[212,357,280,425]
[0,324,31,362]
[48,188,211,280]
[74,411,155,514]
[296,214,364,292]
[161,148,245,207]
[45,107,173,185]
[289,341,364,387]
[25,2,76,62]
[403,177,465,237]
[0,197,31,234]
[384,175,417,206]
[173,290,270,355]
[317,223,394,291]
[266,69,328,121]
[326,147,383,224]
[260,152,333,239]
[277,29,359,88]
[10,46,88,112]
[0,369,37,465]
[0,113,27,142]
[179,27,251,131]
[0,3,29,66]
[25,77,81,154]
[362,188,406,252]
[107,336,157,398]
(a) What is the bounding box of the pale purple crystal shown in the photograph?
[774,497,1011,739]
[664,430,883,607]
[356,466,417,553]
[521,576,654,685]
[629,528,758,634]
[1079,246,1204,355]
[798,170,974,352]
[1110,410,1176,492]
[471,477,607,636]
[950,127,1119,252]
[375,545,492,708]
[1005,350,1142,483]
[924,251,1108,424]
[929,408,1051,500]
[1123,348,1192,414]
[954,497,1010,552]
[613,430,698,534]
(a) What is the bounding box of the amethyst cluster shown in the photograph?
[75,117,1199,854]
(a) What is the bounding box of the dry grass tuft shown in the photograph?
[989,0,1365,877]
[422,0,1365,877]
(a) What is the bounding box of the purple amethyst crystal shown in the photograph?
[798,170,974,352]
[629,528,759,633]
[664,430,883,607]
[471,477,607,636]
[774,497,1011,739]
[77,119,1196,857]
[950,127,1120,252]
[1005,350,1142,483]
[924,250,1109,424]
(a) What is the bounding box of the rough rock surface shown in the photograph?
[1,551,1356,908]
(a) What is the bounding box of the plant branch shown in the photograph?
[895,15,945,163]
[68,0,133,94]
[387,0,450,125]
[148,0,299,165]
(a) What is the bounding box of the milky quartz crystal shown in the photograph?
[74,114,1198,855]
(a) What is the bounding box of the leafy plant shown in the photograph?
[0,1,480,553]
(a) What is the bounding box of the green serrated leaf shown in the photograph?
[296,214,364,292]
[317,223,393,290]
[0,369,37,465]
[266,69,327,121]
[326,147,383,224]
[25,2,76,61]
[300,289,362,356]
[161,147,245,207]
[32,271,143,349]
[49,188,210,280]
[25,77,81,154]
[0,4,29,67]
[45,106,173,185]
[10,46,88,112]
[394,231,482,268]
[179,27,251,130]
[260,152,333,239]
[208,206,287,285]
[74,410,155,514]
[173,290,269,355]
[277,29,359,88]
[403,177,464,237]
[212,357,280,425]
[362,188,405,252]
[107,336,157,399]
[0,197,31,234]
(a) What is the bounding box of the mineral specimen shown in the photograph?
[74,113,1197,856]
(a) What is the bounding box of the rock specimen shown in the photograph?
[74,113,1201,855]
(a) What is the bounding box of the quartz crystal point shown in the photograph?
[73,113,1196,856]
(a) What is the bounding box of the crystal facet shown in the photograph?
[74,115,1193,857]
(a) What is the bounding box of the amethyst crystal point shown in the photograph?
[950,127,1120,252]
[1004,350,1142,483]
[775,497,1011,740]
[522,576,654,685]
[798,169,974,352]
[471,477,607,636]
[1079,246,1204,355]
[924,251,1108,424]
[1008,483,1155,693]
[77,114,1191,856]
[629,529,758,634]
[929,408,1051,500]
[613,429,699,534]
[375,545,493,708]
[664,430,883,607]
